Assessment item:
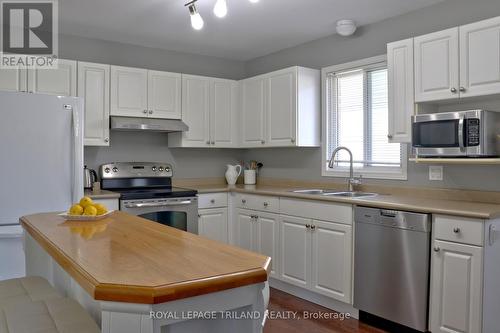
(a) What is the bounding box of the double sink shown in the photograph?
[290,189,377,198]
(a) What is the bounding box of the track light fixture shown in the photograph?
[185,0,204,30]
[213,0,227,18]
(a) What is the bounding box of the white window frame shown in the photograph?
[321,55,408,180]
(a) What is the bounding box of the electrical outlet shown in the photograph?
[429,166,443,181]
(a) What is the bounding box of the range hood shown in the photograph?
[110,116,188,133]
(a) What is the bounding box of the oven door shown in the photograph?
[120,197,198,234]
[412,111,482,157]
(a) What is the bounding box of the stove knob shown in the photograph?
[152,166,157,171]
[158,167,164,172]
[165,166,171,172]
[112,167,118,173]
[104,168,110,173]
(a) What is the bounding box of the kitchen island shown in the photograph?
[21,211,270,333]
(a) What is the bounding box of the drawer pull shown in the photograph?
[310,225,316,230]
[210,199,215,204]
[242,199,246,204]
[306,224,311,229]
[263,202,269,207]
[433,246,440,252]
[453,227,461,234]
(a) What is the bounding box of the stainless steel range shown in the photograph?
[100,162,198,233]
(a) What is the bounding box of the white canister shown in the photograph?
[244,170,256,185]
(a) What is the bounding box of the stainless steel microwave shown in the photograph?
[412,110,500,157]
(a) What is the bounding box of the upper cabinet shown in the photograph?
[110,66,181,119]
[168,74,238,148]
[78,62,110,146]
[414,28,460,102]
[0,68,27,92]
[240,66,320,148]
[459,16,500,98]
[387,38,414,143]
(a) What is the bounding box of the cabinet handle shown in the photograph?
[291,138,295,143]
[459,87,466,92]
[311,225,316,230]
[198,214,201,218]
[241,199,246,204]
[305,224,311,229]
[453,227,461,234]
[210,141,215,145]
[261,140,265,144]
[210,199,215,204]
[206,141,210,145]
[387,134,393,139]
[433,246,440,252]
[143,110,148,114]
[104,137,109,143]
[149,110,153,114]
[263,202,268,207]
[489,225,497,246]
[450,87,457,93]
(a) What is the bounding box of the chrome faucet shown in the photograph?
[328,146,362,192]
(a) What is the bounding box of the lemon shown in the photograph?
[69,204,84,216]
[94,203,108,216]
[83,205,97,216]
[79,196,94,208]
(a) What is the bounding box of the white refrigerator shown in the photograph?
[0,91,83,280]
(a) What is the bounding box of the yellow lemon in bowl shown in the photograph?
[83,205,97,216]
[94,203,108,216]
[69,204,84,216]
[79,196,93,208]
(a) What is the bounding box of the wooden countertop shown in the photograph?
[20,212,270,304]
[194,184,500,220]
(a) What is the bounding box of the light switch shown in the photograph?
[429,166,443,181]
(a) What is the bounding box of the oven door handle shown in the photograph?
[124,200,194,208]
[458,116,465,151]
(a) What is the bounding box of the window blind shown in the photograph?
[327,67,402,168]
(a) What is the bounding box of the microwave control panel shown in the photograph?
[466,118,480,146]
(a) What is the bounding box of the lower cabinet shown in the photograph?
[236,208,279,277]
[430,240,483,333]
[279,214,353,304]
[198,207,228,243]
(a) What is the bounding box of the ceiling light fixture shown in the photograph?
[213,0,227,18]
[185,0,204,30]
[336,19,357,36]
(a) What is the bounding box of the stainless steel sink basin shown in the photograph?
[322,191,377,198]
[290,189,327,195]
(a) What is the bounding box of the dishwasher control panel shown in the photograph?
[355,206,431,232]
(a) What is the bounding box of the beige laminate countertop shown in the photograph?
[193,184,500,220]
[84,189,121,200]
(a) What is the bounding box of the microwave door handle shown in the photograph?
[458,116,465,151]
[125,200,193,208]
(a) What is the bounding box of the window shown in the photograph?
[322,55,407,180]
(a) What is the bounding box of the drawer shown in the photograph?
[236,194,279,213]
[280,198,352,225]
[198,193,228,209]
[434,215,484,246]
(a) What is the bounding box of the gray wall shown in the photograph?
[243,0,500,191]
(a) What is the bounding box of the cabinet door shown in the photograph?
[210,79,237,147]
[110,66,148,117]
[0,68,27,92]
[311,220,352,303]
[414,28,459,102]
[241,77,266,147]
[430,240,483,333]
[27,59,76,96]
[266,69,297,146]
[279,215,311,288]
[180,75,211,147]
[460,16,500,98]
[198,208,228,243]
[78,62,110,146]
[255,212,279,277]
[147,70,181,119]
[236,209,256,251]
[387,39,414,143]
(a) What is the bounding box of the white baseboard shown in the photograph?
[269,278,359,319]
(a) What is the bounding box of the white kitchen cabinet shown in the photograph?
[110,66,148,117]
[254,211,279,277]
[279,215,311,288]
[241,76,266,147]
[147,70,181,119]
[459,16,500,98]
[169,74,238,148]
[414,28,460,102]
[236,209,256,252]
[430,240,483,333]
[27,59,77,96]
[387,38,414,143]
[241,66,320,148]
[78,62,110,146]
[198,207,228,243]
[0,68,27,92]
[310,220,352,303]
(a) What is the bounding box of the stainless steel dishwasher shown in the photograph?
[354,206,431,332]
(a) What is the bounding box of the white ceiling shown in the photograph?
[60,0,445,61]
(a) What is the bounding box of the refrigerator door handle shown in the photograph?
[67,104,81,204]
[489,225,497,246]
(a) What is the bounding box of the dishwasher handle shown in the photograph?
[380,210,397,218]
